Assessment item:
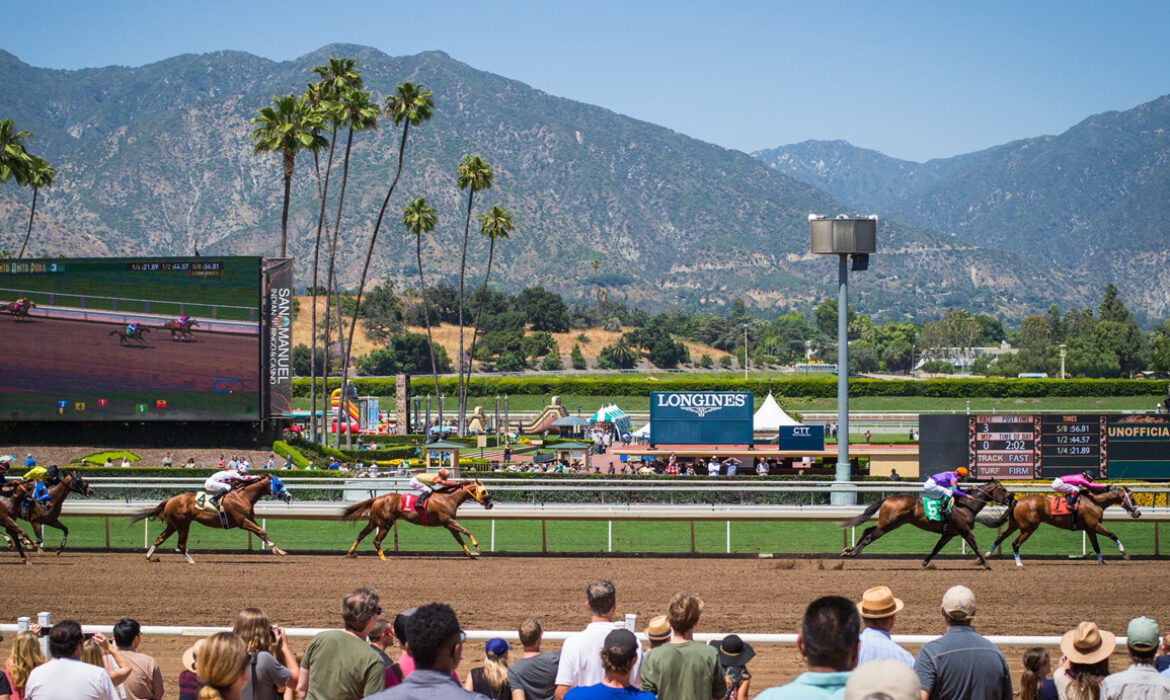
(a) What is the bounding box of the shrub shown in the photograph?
[272,441,310,469]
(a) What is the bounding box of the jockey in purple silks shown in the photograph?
[924,466,969,516]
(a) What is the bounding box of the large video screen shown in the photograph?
[0,257,263,421]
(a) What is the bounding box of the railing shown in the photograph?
[0,287,257,322]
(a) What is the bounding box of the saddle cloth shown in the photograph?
[400,493,430,525]
[193,492,223,513]
[922,497,946,522]
[1050,495,1074,516]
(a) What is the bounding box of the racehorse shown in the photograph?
[340,480,494,559]
[3,299,35,321]
[0,482,43,564]
[20,471,94,554]
[163,318,199,341]
[982,486,1141,566]
[110,325,152,345]
[129,474,292,563]
[840,479,1013,569]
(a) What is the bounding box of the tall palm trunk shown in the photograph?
[456,188,477,437]
[327,124,357,449]
[17,186,38,259]
[279,150,295,258]
[310,134,338,444]
[464,238,497,413]
[416,236,441,398]
[340,123,411,444]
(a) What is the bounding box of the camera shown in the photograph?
[83,632,96,641]
[37,628,51,638]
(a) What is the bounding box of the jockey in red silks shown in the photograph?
[1052,472,1109,509]
[203,462,250,507]
[924,466,969,515]
[411,468,456,508]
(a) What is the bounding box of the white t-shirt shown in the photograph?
[555,621,642,690]
[26,657,119,700]
[707,460,721,475]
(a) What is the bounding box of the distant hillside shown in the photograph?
[0,45,1092,320]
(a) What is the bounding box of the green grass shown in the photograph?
[42,515,1166,558]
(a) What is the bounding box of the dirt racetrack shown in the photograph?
[0,553,1165,698]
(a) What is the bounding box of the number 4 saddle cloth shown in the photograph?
[193,492,223,513]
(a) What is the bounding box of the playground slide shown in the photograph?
[329,389,360,433]
[516,402,569,435]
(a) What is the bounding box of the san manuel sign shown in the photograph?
[649,392,753,446]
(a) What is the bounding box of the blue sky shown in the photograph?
[9,0,1170,161]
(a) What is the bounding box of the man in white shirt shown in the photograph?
[554,580,642,698]
[707,457,721,476]
[25,620,119,700]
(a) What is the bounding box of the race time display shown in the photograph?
[0,257,268,421]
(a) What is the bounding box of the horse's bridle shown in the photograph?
[1115,487,1140,517]
[463,482,488,504]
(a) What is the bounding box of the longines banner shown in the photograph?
[649,392,753,445]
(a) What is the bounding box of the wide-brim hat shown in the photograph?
[645,615,670,642]
[1060,621,1116,665]
[709,634,756,667]
[181,638,207,673]
[858,586,905,619]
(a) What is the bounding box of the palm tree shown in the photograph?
[454,155,493,436]
[16,156,55,259]
[466,206,514,402]
[250,94,325,258]
[403,197,441,398]
[329,86,379,448]
[340,82,434,441]
[0,119,33,185]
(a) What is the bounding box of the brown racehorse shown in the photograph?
[4,299,36,321]
[129,474,292,563]
[0,482,43,564]
[840,479,1013,569]
[982,486,1141,566]
[22,471,95,554]
[163,318,199,340]
[340,480,494,559]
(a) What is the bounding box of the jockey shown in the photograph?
[127,321,139,336]
[179,315,189,325]
[924,467,969,515]
[1052,472,1109,509]
[410,468,455,508]
[22,465,53,509]
[204,463,249,507]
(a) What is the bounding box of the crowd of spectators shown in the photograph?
[12,580,1170,700]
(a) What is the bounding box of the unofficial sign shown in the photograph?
[649,392,753,445]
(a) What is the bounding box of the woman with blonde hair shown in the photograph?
[462,637,511,699]
[79,632,133,687]
[232,608,299,700]
[196,632,250,700]
[4,631,45,700]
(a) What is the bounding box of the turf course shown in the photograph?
[31,515,1165,558]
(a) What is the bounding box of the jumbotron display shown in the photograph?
[0,257,266,421]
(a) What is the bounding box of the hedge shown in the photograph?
[272,441,309,469]
[293,377,1168,399]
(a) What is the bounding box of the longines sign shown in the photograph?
[649,392,753,445]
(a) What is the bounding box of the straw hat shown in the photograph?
[181,638,207,673]
[1060,622,1117,665]
[858,586,904,619]
[644,615,670,642]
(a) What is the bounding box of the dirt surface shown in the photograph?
[0,553,1164,698]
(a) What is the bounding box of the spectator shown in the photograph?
[1156,634,1170,673]
[363,602,485,699]
[756,461,769,477]
[186,457,197,468]
[79,635,132,688]
[6,629,45,700]
[864,430,872,444]
[179,639,205,700]
[640,592,725,700]
[707,457,721,476]
[1101,617,1170,698]
[24,620,119,700]
[722,458,741,477]
[1020,647,1058,700]
[233,608,300,700]
[463,638,511,699]
[756,595,859,700]
[555,581,642,698]
[643,617,670,650]
[297,587,387,700]
[25,454,35,468]
[392,609,420,677]
[112,618,165,700]
[508,618,560,700]
[368,618,397,668]
[1056,622,1114,700]
[890,469,901,481]
[563,629,654,700]
[162,453,173,468]
[844,659,920,700]
[916,586,1011,700]
[194,632,250,700]
[856,586,914,668]
[103,457,113,467]
[121,456,131,468]
[709,635,755,700]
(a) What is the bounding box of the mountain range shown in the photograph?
[754,96,1170,322]
[0,44,1143,321]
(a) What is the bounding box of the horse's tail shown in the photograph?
[129,501,166,525]
[976,499,1015,528]
[840,498,887,528]
[340,497,377,522]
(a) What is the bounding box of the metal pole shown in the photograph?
[726,521,731,553]
[491,520,496,552]
[834,254,854,506]
[438,395,445,437]
[608,521,612,552]
[743,324,749,380]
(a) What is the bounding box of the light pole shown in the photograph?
[742,322,750,380]
[1059,343,1067,379]
[811,215,877,506]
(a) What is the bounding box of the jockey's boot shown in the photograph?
[942,496,953,518]
[418,492,431,510]
[1068,491,1079,510]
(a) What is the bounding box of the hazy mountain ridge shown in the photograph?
[0,45,1093,319]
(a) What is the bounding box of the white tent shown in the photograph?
[632,423,651,438]
[753,392,800,431]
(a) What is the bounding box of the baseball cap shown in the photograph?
[485,638,513,656]
[941,585,976,621]
[1127,616,1161,652]
[603,628,639,662]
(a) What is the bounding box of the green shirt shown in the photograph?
[302,630,386,700]
[640,640,727,700]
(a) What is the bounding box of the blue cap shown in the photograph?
[485,638,512,656]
